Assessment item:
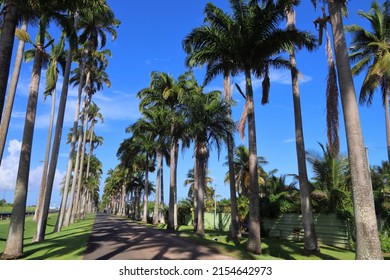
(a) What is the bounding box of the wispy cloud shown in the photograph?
[234,69,313,92]
[0,139,65,192]
[282,138,296,144]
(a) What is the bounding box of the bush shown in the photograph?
[380,233,390,253]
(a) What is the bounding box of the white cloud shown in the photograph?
[234,69,313,92]
[94,90,141,122]
[283,138,296,144]
[0,139,65,192]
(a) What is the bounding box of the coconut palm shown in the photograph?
[346,1,390,163]
[312,0,383,260]
[260,173,300,218]
[225,145,268,196]
[306,143,351,213]
[184,168,213,199]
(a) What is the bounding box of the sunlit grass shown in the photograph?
[0,213,95,260]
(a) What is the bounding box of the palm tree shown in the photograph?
[224,145,268,197]
[0,0,21,123]
[312,0,383,260]
[85,102,104,180]
[183,2,242,241]
[137,106,170,225]
[181,87,235,237]
[137,71,189,231]
[33,33,66,223]
[184,168,213,199]
[284,0,319,254]
[62,1,118,229]
[1,0,78,258]
[53,0,118,234]
[346,1,390,163]
[306,143,351,214]
[187,0,316,254]
[0,21,28,166]
[127,120,158,223]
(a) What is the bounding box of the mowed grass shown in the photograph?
[0,213,95,260]
[151,224,357,260]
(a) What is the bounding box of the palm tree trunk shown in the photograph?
[167,141,178,231]
[85,121,95,179]
[160,163,165,224]
[193,153,198,231]
[34,87,56,222]
[0,21,27,166]
[328,1,382,260]
[0,0,20,123]
[245,69,261,255]
[384,89,390,163]
[3,32,44,252]
[153,150,162,224]
[53,43,76,232]
[224,74,241,240]
[71,98,89,223]
[142,155,149,223]
[195,144,206,237]
[63,52,88,228]
[286,7,319,255]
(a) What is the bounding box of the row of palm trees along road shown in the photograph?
[0,0,388,260]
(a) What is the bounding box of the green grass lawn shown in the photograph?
[0,213,95,260]
[1,214,387,260]
[152,224,374,260]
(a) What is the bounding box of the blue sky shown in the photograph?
[0,0,386,208]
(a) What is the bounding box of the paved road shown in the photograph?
[83,214,235,260]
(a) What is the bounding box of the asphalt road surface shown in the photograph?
[83,214,236,260]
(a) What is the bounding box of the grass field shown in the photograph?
[0,214,387,260]
[152,224,358,260]
[0,214,95,260]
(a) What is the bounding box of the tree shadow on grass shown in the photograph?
[262,238,350,260]
[22,228,92,260]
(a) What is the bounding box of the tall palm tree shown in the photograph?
[346,0,390,162]
[185,0,316,254]
[183,2,242,241]
[0,0,86,257]
[52,0,118,235]
[312,0,383,260]
[0,0,21,123]
[127,120,157,223]
[61,1,118,229]
[137,106,170,225]
[0,21,28,166]
[33,33,66,223]
[181,86,235,237]
[284,0,319,254]
[85,102,104,180]
[137,71,189,231]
